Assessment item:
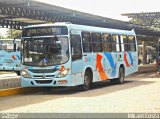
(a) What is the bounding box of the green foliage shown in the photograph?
[6,29,22,39]
[130,19,144,25]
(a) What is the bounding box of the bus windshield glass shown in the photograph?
[22,36,69,66]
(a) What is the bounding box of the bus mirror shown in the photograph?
[14,43,16,52]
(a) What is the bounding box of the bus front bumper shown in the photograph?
[20,75,74,87]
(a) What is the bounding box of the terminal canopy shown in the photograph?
[0,0,160,37]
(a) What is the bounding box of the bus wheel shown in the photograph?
[117,67,125,84]
[15,71,20,76]
[82,71,91,91]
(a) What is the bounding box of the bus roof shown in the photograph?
[24,22,135,36]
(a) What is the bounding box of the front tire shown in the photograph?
[15,71,20,76]
[81,71,91,91]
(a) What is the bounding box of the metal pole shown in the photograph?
[142,41,146,64]
[158,39,160,72]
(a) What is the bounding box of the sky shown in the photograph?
[1,0,160,35]
[36,0,160,21]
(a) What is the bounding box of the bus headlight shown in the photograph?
[57,68,70,78]
[21,70,31,78]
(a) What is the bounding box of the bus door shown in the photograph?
[120,35,132,75]
[120,35,138,74]
[70,30,83,84]
[110,34,121,78]
[128,36,138,72]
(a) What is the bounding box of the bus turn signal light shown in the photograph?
[58,80,67,84]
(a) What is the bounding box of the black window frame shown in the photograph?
[111,34,120,52]
[82,31,92,53]
[128,35,136,52]
[91,32,102,52]
[120,35,129,52]
[102,33,112,52]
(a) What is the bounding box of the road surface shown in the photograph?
[0,72,160,113]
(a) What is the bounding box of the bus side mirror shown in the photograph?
[14,43,16,52]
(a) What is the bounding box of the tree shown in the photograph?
[130,19,144,26]
[6,29,22,39]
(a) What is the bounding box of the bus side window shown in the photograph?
[102,33,112,52]
[128,36,136,52]
[111,34,119,52]
[92,33,102,52]
[70,34,82,61]
[120,35,128,52]
[82,32,92,52]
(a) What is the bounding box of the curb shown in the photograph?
[0,87,44,97]
[0,78,20,90]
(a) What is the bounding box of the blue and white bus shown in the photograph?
[0,39,21,75]
[21,23,138,90]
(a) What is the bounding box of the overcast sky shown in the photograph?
[36,0,160,21]
[1,0,160,35]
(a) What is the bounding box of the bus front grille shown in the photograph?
[35,80,52,84]
[28,69,58,73]
[33,75,55,78]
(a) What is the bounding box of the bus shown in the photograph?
[0,39,21,75]
[21,22,138,90]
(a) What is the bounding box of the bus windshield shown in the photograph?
[22,36,69,66]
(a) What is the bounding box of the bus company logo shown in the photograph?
[42,74,46,78]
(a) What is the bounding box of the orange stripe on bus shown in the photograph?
[124,53,130,67]
[96,54,108,80]
[58,65,65,72]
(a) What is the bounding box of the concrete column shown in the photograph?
[158,39,160,71]
[142,41,147,64]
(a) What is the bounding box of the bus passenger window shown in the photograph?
[82,32,91,52]
[102,33,112,52]
[92,33,102,52]
[120,35,128,52]
[128,36,136,52]
[70,34,82,61]
[112,35,119,52]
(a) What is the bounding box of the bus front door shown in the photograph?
[70,31,83,85]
